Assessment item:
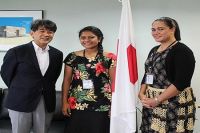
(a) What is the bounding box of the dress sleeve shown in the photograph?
[106,53,117,68]
[167,44,195,91]
[63,52,76,67]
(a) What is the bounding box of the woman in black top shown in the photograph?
[138,17,196,133]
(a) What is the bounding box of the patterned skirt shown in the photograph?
[140,86,196,133]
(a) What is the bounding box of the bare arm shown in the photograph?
[108,65,116,117]
[138,84,153,108]
[108,66,116,89]
[61,65,73,116]
[143,84,180,108]
[157,84,180,102]
[138,84,147,100]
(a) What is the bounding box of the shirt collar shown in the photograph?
[32,41,50,52]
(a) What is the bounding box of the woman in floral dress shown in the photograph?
[138,17,196,133]
[62,26,116,133]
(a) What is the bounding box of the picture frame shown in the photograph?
[0,10,43,51]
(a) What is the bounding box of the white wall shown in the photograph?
[0,0,199,132]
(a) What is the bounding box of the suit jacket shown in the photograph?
[0,42,63,113]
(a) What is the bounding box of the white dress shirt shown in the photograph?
[32,41,50,76]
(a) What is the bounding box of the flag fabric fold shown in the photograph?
[110,0,138,133]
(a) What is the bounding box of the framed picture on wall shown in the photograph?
[0,10,43,51]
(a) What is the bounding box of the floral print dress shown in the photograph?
[64,52,116,112]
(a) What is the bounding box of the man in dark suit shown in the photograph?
[0,19,63,133]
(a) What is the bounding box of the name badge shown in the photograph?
[82,79,94,89]
[145,74,154,84]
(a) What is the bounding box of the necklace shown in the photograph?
[83,49,98,61]
[158,40,177,52]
